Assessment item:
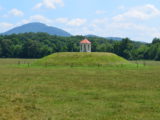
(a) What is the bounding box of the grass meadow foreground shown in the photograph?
[0,59,160,120]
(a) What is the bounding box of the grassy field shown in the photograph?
[0,58,160,120]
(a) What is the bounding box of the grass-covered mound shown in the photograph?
[33,52,129,66]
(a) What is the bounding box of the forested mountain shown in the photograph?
[3,22,71,37]
[0,32,159,60]
[1,22,129,41]
[85,35,123,41]
[106,37,123,41]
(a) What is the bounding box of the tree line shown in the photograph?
[0,32,160,60]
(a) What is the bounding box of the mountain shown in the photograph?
[85,34,101,38]
[85,34,123,41]
[106,37,123,41]
[3,22,71,37]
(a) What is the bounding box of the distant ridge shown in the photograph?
[106,37,123,41]
[85,34,101,38]
[3,22,71,37]
[85,34,123,41]
[2,22,126,40]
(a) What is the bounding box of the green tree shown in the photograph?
[21,40,41,58]
[0,39,13,57]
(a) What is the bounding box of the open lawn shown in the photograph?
[0,59,160,120]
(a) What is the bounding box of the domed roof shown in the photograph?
[80,39,91,44]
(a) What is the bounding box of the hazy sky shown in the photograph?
[0,0,160,42]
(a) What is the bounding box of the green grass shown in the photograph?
[0,58,160,120]
[33,52,129,67]
[0,58,36,66]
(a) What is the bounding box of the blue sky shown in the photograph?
[0,0,160,42]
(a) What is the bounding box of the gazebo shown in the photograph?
[80,38,91,52]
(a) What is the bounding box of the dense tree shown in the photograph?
[132,45,149,60]
[0,32,159,60]
[0,39,13,57]
[152,38,160,44]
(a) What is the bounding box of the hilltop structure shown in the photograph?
[80,39,91,52]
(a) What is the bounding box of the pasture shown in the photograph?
[0,58,160,120]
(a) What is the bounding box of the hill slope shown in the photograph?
[106,37,123,41]
[85,35,123,41]
[3,22,71,36]
[34,52,129,66]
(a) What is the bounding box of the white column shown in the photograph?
[86,44,88,52]
[83,44,85,52]
[89,44,91,52]
[84,44,86,52]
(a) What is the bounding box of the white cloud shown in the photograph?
[34,3,43,9]
[95,10,107,15]
[0,22,14,33]
[118,5,126,10]
[0,15,158,43]
[91,18,108,26]
[21,15,53,25]
[34,0,64,9]
[55,18,68,23]
[113,4,160,21]
[153,32,160,38]
[62,18,108,36]
[30,15,52,23]
[3,8,24,18]
[55,18,87,26]
[19,15,159,42]
[67,18,87,26]
[9,8,24,17]
[62,17,158,42]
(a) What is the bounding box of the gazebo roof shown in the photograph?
[80,39,91,44]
